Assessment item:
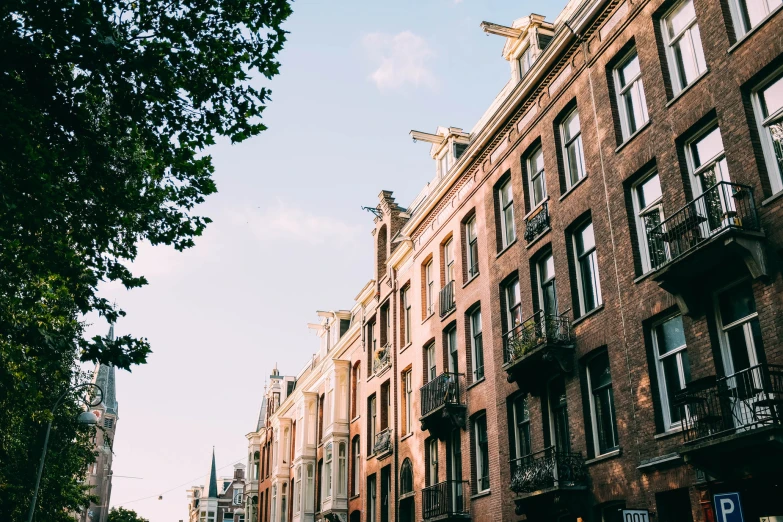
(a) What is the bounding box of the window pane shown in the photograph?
[762,75,783,117]
[657,315,686,354]
[504,206,516,244]
[619,54,640,87]
[564,110,580,142]
[580,253,600,310]
[531,148,545,173]
[566,140,582,185]
[719,284,756,324]
[595,386,618,452]
[540,254,555,282]
[638,173,662,208]
[589,353,612,390]
[501,181,512,206]
[666,0,696,37]
[577,222,596,254]
[533,174,546,204]
[692,128,724,168]
[663,354,685,422]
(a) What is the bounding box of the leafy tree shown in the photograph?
[0,0,292,518]
[108,507,150,522]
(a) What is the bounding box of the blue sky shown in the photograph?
[88,0,569,519]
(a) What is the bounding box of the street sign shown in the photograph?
[622,510,651,522]
[714,492,745,522]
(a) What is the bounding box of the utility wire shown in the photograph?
[115,456,246,506]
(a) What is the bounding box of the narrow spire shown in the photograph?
[92,325,118,416]
[207,448,218,498]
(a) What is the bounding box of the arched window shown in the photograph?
[254,451,260,481]
[377,224,388,280]
[400,459,413,496]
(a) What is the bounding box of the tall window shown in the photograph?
[688,126,729,193]
[717,282,764,378]
[425,261,434,317]
[439,152,451,178]
[446,326,458,374]
[367,322,376,375]
[352,363,361,419]
[368,395,377,453]
[519,46,534,77]
[499,179,516,248]
[338,443,347,496]
[351,437,360,496]
[367,475,377,522]
[752,70,783,194]
[729,0,782,38]
[400,459,413,496]
[573,220,602,316]
[306,464,314,512]
[511,395,532,460]
[662,0,706,94]
[536,253,557,316]
[295,466,302,514]
[473,414,489,492]
[427,438,438,485]
[469,308,484,382]
[586,351,619,455]
[504,277,523,331]
[444,238,455,284]
[465,216,479,279]
[426,343,437,382]
[527,146,547,208]
[271,485,277,522]
[325,443,333,498]
[401,287,412,345]
[652,314,691,431]
[562,108,586,188]
[402,369,413,435]
[632,172,664,273]
[614,49,649,140]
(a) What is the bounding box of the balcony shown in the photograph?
[439,281,455,317]
[675,364,783,478]
[510,448,587,515]
[502,312,575,394]
[420,373,466,438]
[646,182,768,315]
[422,480,470,521]
[373,428,393,459]
[372,343,392,375]
[524,202,549,242]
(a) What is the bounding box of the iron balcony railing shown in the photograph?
[373,428,393,456]
[420,372,464,417]
[373,343,392,375]
[524,202,550,242]
[509,447,587,495]
[676,363,783,444]
[503,311,574,364]
[439,281,456,317]
[422,480,470,520]
[645,181,760,271]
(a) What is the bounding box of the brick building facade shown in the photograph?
[242,0,783,521]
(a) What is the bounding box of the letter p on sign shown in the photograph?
[714,493,744,522]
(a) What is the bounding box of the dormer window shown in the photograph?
[439,152,451,177]
[519,47,534,77]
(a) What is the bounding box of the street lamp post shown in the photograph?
[26,382,104,522]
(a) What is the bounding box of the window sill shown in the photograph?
[440,308,456,322]
[615,120,652,154]
[525,227,551,250]
[421,312,435,325]
[633,269,656,285]
[571,304,605,327]
[349,494,360,501]
[653,426,683,440]
[400,342,413,354]
[559,175,588,202]
[471,490,491,500]
[585,447,621,465]
[522,198,549,221]
[400,432,414,442]
[762,189,783,207]
[351,415,360,424]
[665,69,710,108]
[496,239,518,259]
[728,3,783,54]
[463,273,479,289]
[467,377,486,390]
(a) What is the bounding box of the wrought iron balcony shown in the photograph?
[509,448,587,497]
[645,182,768,315]
[420,373,466,436]
[372,343,392,375]
[373,428,393,458]
[439,281,455,317]
[422,480,470,520]
[524,202,549,242]
[502,312,574,393]
[674,364,783,478]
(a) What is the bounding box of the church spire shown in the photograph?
[207,448,218,498]
[92,326,118,416]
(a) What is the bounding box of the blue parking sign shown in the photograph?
[714,493,744,522]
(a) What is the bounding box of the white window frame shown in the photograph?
[294,466,302,515]
[444,237,455,284]
[426,343,437,382]
[425,261,434,316]
[369,396,377,453]
[631,170,664,274]
[651,313,690,431]
[271,485,277,522]
[338,442,347,496]
[403,369,413,434]
[536,252,556,315]
[402,287,411,345]
[469,308,484,382]
[573,220,603,316]
[685,124,730,195]
[561,108,586,189]
[439,150,451,178]
[499,179,516,247]
[527,146,547,209]
[714,279,763,377]
[427,438,438,486]
[306,464,314,512]
[324,443,333,499]
[505,277,522,331]
[511,395,531,459]
[728,0,783,38]
[368,475,377,522]
[585,351,619,456]
[519,46,534,78]
[661,0,707,94]
[751,65,783,195]
[613,49,649,140]
[466,216,479,279]
[351,438,360,497]
[473,414,489,493]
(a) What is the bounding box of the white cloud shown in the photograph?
[362,31,437,91]
[231,202,362,246]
